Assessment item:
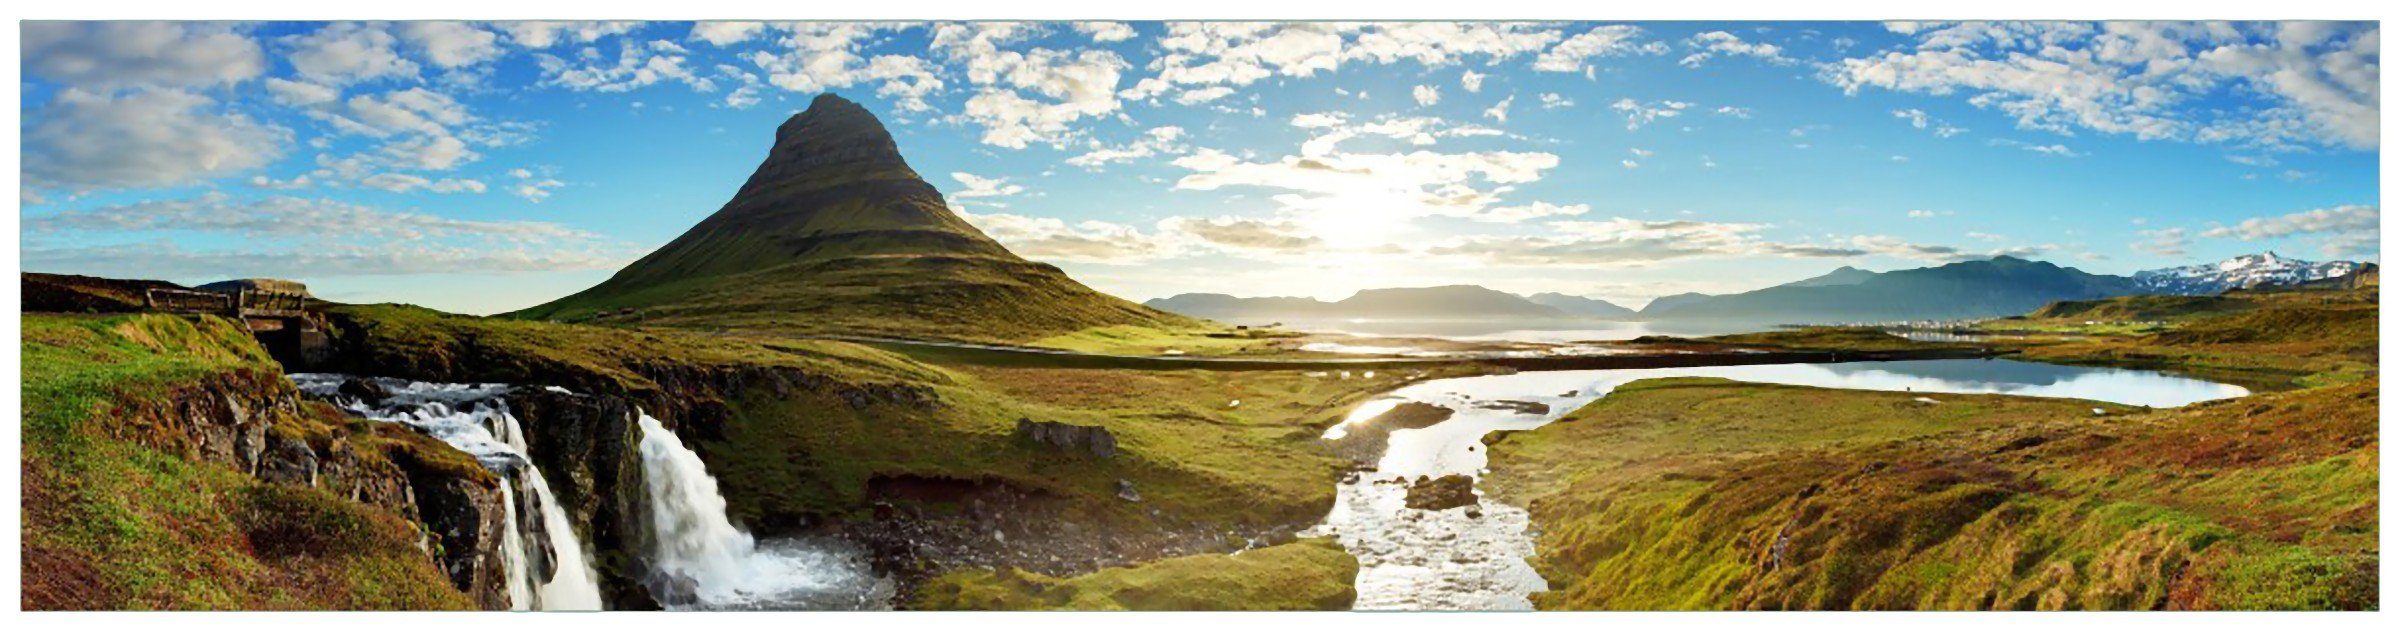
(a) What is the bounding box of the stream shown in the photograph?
[1303,359,2250,611]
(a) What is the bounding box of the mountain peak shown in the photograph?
[510,95,1187,341]
[743,93,914,195]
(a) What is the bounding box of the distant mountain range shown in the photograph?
[1146,285,1628,322]
[1524,292,1639,318]
[1638,255,2142,323]
[1145,252,2373,327]
[2133,252,2366,294]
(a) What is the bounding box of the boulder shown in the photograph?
[1403,474,1479,512]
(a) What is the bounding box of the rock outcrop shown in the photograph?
[99,365,509,607]
[1015,418,1118,458]
[507,388,661,610]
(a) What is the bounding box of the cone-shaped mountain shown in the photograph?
[512,93,1191,342]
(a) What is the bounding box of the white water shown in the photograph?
[635,413,891,610]
[290,375,603,611]
[1305,359,2249,611]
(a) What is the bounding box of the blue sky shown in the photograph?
[18,21,2382,314]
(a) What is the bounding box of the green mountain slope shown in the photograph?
[510,94,1191,343]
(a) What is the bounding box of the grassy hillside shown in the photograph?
[2008,287,2377,389]
[913,538,1357,610]
[1486,379,2374,610]
[21,314,472,610]
[1485,284,2379,610]
[2022,294,2258,323]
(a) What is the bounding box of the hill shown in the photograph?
[1146,285,1572,321]
[509,93,1191,343]
[1638,256,2141,324]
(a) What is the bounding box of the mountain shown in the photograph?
[1524,292,1638,318]
[1639,292,1715,315]
[1638,256,2142,323]
[511,94,1190,342]
[1783,265,1879,288]
[1145,285,1573,321]
[2133,252,2367,295]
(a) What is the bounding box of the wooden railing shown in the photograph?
[144,288,235,314]
[143,288,311,320]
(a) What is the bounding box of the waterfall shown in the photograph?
[291,375,605,611]
[635,413,890,609]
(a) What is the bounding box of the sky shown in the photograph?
[17,20,2383,314]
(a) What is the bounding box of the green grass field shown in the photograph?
[21,314,472,610]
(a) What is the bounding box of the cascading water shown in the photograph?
[634,413,891,610]
[291,374,604,611]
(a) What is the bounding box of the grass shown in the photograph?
[1482,283,2378,610]
[2002,287,2378,389]
[20,313,472,610]
[1024,323,1306,356]
[912,538,1357,610]
[323,302,1467,539]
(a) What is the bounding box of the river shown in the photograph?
[1303,359,2250,611]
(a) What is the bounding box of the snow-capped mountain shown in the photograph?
[2133,252,2365,294]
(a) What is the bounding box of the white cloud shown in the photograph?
[1158,216,1324,254]
[1679,30,1793,67]
[1173,116,1560,236]
[506,167,561,201]
[2132,227,2191,256]
[689,21,768,46]
[265,78,342,107]
[1413,84,1442,106]
[1830,21,2378,150]
[1483,95,1514,122]
[537,39,709,93]
[1076,21,1138,43]
[934,23,1126,148]
[397,22,504,68]
[1906,209,1955,218]
[23,89,288,192]
[1533,24,1667,73]
[284,22,420,85]
[1610,98,1693,130]
[26,193,585,241]
[2200,204,2379,256]
[498,21,641,49]
[950,172,1027,198]
[1539,92,1575,109]
[1125,23,1561,105]
[21,21,266,88]
[1065,126,1188,170]
[360,173,487,194]
[25,241,630,279]
[962,211,1178,264]
[1460,70,1487,92]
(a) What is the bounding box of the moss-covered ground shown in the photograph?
[912,538,1357,610]
[20,313,471,610]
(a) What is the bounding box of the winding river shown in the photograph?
[1304,359,2250,611]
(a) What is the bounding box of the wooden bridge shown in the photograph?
[143,284,331,364]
